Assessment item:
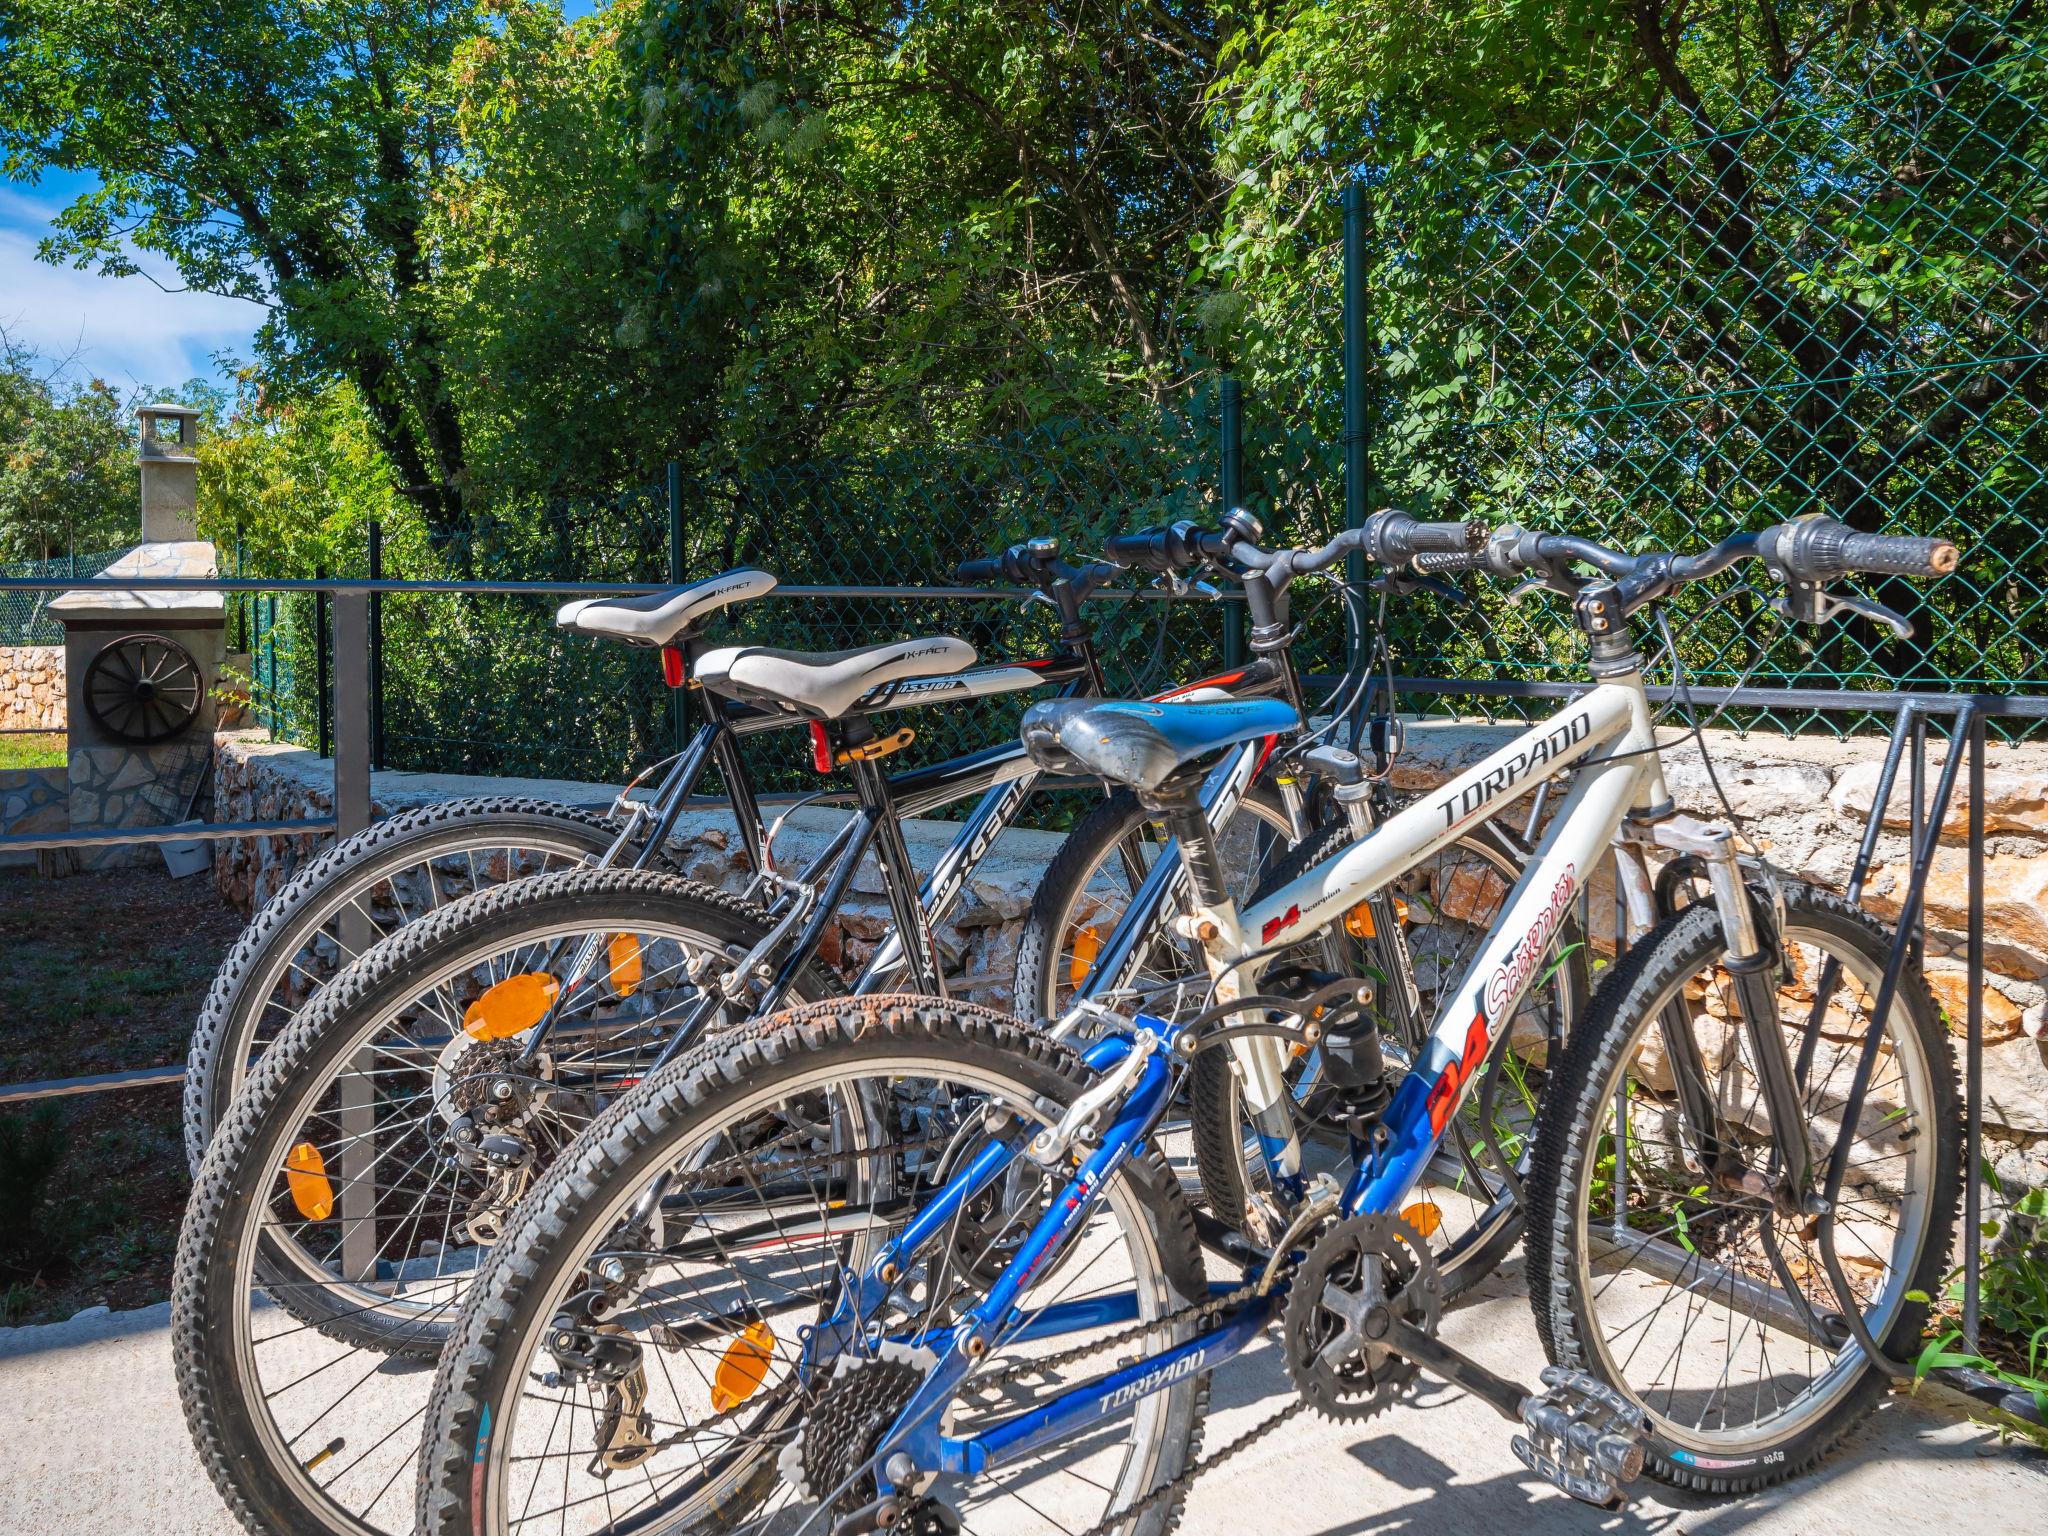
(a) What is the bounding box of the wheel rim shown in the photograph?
[1569,912,1939,1452]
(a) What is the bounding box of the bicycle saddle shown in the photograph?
[555,568,777,647]
[1020,697,1300,792]
[695,635,978,719]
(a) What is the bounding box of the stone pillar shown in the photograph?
[138,402,201,541]
[48,405,224,869]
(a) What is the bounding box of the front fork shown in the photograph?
[1623,816,1813,1210]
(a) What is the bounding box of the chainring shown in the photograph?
[777,1349,931,1516]
[1282,1211,1443,1422]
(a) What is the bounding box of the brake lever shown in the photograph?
[1506,577,1550,606]
[1369,572,1472,608]
[1773,587,1915,640]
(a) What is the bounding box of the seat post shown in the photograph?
[1143,781,1228,913]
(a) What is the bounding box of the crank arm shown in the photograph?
[1381,1315,1528,1423]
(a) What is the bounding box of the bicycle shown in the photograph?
[171,537,1315,1536]
[410,509,1961,1535]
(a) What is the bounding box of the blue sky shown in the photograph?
[0,166,268,392]
[1,0,605,394]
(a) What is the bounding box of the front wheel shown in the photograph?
[417,996,1209,1536]
[1525,881,1958,1494]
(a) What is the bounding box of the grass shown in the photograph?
[0,731,65,770]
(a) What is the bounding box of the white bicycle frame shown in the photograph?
[1191,665,1669,1216]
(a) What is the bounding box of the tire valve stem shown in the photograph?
[303,1436,345,1473]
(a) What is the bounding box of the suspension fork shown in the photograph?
[1627,817,1812,1207]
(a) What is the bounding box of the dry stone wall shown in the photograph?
[0,646,64,732]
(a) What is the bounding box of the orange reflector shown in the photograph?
[711,1318,776,1413]
[1067,924,1102,988]
[1402,1201,1443,1238]
[286,1141,334,1221]
[608,934,644,997]
[1343,902,1375,939]
[463,971,561,1039]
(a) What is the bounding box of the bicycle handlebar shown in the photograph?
[953,537,1121,599]
[1104,510,1484,588]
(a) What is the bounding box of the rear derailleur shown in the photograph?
[1282,1211,1650,1508]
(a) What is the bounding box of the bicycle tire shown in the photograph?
[1524,881,1959,1494]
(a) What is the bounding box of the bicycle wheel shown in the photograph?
[175,869,821,1536]
[418,995,1208,1536]
[1189,817,1583,1298]
[1013,782,1299,1024]
[185,796,655,1170]
[1526,880,1958,1493]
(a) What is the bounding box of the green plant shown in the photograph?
[1909,1167,2048,1448]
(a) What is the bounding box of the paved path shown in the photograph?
[2,1261,2042,1535]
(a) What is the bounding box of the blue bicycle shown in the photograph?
[418,510,1961,1535]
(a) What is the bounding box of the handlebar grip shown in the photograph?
[1758,517,1960,584]
[1104,529,1171,570]
[1402,519,1483,556]
[954,556,1006,585]
[1838,531,1960,578]
[1412,550,1486,574]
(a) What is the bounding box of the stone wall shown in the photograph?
[0,646,64,732]
[0,765,67,871]
[213,719,2048,1189]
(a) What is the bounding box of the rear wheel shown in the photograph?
[174,869,816,1536]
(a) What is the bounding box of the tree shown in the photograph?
[0,330,136,559]
[1,0,482,548]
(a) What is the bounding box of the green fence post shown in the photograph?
[1219,377,1246,669]
[1342,181,1372,595]
[368,519,386,771]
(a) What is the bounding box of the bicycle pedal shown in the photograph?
[1511,1365,1650,1508]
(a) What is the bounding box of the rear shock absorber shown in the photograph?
[1155,787,1305,1205]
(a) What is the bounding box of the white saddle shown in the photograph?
[556,568,777,647]
[695,636,977,719]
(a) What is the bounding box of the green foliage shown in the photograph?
[0,1104,95,1284]
[0,332,135,559]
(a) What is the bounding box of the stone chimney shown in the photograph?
[137,402,202,542]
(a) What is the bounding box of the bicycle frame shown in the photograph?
[513,652,1291,1069]
[830,669,1675,1496]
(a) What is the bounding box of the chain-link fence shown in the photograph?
[230,6,2043,779]
[1359,4,2045,735]
[0,549,127,647]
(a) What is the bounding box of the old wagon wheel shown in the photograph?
[83,632,204,744]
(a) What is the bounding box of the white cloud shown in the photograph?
[0,218,265,390]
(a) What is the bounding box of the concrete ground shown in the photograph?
[2,1257,2041,1536]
